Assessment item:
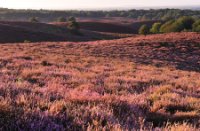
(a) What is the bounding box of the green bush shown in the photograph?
[169,21,184,32]
[176,16,195,30]
[160,16,195,33]
[67,17,80,35]
[192,20,200,32]
[160,20,184,33]
[150,22,161,34]
[160,20,175,33]
[138,24,149,35]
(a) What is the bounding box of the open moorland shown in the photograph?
[0,32,200,130]
[0,20,134,43]
[52,18,161,34]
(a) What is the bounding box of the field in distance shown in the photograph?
[0,20,134,43]
[0,32,200,130]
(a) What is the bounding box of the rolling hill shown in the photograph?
[52,19,161,34]
[0,32,199,130]
[0,23,66,43]
[0,21,133,43]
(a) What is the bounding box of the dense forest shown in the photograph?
[0,8,200,22]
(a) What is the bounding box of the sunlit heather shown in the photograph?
[0,0,200,130]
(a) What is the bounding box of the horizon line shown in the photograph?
[1,5,200,11]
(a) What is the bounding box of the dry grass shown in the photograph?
[0,32,200,130]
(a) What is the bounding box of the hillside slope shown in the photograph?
[0,21,132,43]
[0,32,199,130]
[52,20,161,34]
[0,23,66,43]
[86,32,200,71]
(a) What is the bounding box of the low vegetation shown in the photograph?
[67,16,81,35]
[57,17,67,22]
[1,8,200,22]
[0,32,199,130]
[139,16,200,35]
[138,24,149,35]
[29,17,39,23]
[192,19,200,32]
[150,22,162,34]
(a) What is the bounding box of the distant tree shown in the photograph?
[29,17,39,23]
[160,16,195,33]
[169,21,184,32]
[150,22,162,34]
[138,24,149,35]
[192,19,200,32]
[176,16,195,30]
[2,8,200,22]
[68,16,76,22]
[161,15,172,21]
[160,20,175,33]
[105,14,110,18]
[120,12,125,17]
[57,17,67,22]
[67,16,80,34]
[140,15,149,21]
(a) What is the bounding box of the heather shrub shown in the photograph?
[0,33,199,130]
[164,122,197,131]
[41,60,52,66]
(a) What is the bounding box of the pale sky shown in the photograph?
[0,0,199,10]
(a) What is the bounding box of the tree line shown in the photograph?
[139,16,200,35]
[0,8,200,22]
